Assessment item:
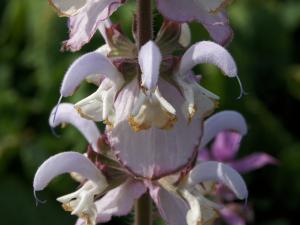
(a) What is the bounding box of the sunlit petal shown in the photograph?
[188,161,248,200]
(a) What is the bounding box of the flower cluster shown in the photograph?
[32,1,273,225]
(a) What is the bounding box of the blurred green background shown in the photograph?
[0,0,299,224]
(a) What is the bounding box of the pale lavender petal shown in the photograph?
[230,153,278,174]
[200,111,247,149]
[63,0,124,51]
[49,103,101,152]
[211,131,242,161]
[95,180,146,223]
[138,41,162,91]
[60,52,123,97]
[33,152,105,191]
[201,14,233,46]
[149,185,188,225]
[156,0,232,45]
[49,0,87,16]
[188,161,248,200]
[220,207,246,225]
[107,79,203,179]
[157,0,203,22]
[179,41,237,77]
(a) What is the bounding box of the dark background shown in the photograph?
[0,0,299,224]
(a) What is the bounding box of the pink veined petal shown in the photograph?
[138,41,162,91]
[107,78,203,179]
[60,52,123,97]
[33,152,105,192]
[64,0,124,51]
[188,161,248,200]
[230,153,278,174]
[179,41,237,77]
[95,180,147,223]
[200,111,247,149]
[220,206,246,225]
[148,185,188,225]
[49,0,87,17]
[211,131,242,161]
[49,103,101,152]
[156,0,232,45]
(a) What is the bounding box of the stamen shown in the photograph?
[33,191,47,206]
[50,95,63,137]
[235,76,248,100]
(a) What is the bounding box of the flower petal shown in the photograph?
[220,207,246,225]
[60,52,123,97]
[49,0,87,16]
[211,131,242,161]
[49,103,101,152]
[149,185,188,225]
[179,41,237,77]
[138,41,162,91]
[156,0,232,45]
[108,79,203,178]
[188,161,248,200]
[63,0,124,51]
[200,111,247,149]
[230,153,278,173]
[200,13,233,46]
[95,180,146,223]
[33,152,106,192]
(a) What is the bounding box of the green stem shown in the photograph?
[134,192,152,225]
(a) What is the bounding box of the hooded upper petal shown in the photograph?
[179,41,237,77]
[200,111,247,149]
[107,78,203,179]
[63,0,124,51]
[156,0,232,45]
[60,51,124,97]
[138,41,162,91]
[95,180,147,223]
[188,161,248,200]
[49,103,101,152]
[33,152,107,192]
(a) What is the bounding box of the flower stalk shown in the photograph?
[134,192,152,225]
[137,0,153,48]
[135,0,153,224]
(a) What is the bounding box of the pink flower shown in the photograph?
[33,104,248,225]
[198,111,278,174]
[58,39,242,179]
[156,0,234,46]
[198,111,278,225]
[48,0,124,51]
